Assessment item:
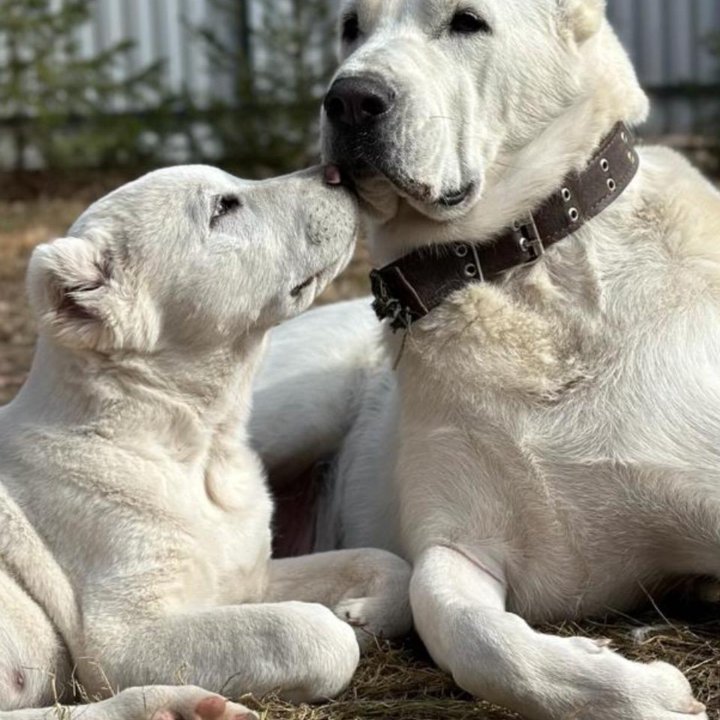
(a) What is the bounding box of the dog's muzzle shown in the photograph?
[323,75,398,168]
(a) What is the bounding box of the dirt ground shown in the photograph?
[0,198,84,403]
[2,196,720,719]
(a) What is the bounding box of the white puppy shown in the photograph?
[0,165,411,719]
[252,1,720,718]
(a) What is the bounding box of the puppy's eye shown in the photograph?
[342,13,360,43]
[450,10,491,35]
[211,195,241,227]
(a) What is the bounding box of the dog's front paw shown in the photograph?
[536,639,706,720]
[333,550,413,648]
[594,658,705,719]
[335,591,412,649]
[453,629,706,720]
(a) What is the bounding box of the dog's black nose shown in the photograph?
[324,76,395,127]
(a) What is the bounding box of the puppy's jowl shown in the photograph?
[0,165,411,719]
[254,1,720,719]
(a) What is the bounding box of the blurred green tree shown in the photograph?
[194,0,337,176]
[0,0,175,171]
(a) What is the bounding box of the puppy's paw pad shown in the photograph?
[194,696,227,720]
[195,697,258,720]
[152,713,180,720]
[151,694,257,720]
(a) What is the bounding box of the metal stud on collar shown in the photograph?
[512,213,544,264]
[454,244,469,258]
[519,237,533,253]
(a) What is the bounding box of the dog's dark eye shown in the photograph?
[342,13,360,43]
[450,10,491,35]
[211,195,241,227]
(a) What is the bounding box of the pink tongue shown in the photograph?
[324,164,343,186]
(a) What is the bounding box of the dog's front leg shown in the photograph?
[411,545,706,720]
[266,549,412,645]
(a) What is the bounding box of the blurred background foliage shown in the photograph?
[0,0,175,171]
[193,0,336,175]
[710,32,720,173]
[0,0,336,181]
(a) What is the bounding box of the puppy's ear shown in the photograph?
[560,0,606,43]
[27,236,159,353]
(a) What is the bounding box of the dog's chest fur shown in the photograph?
[388,150,720,622]
[0,420,273,615]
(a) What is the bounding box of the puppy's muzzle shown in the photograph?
[324,75,396,130]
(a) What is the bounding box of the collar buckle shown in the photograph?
[513,213,544,264]
[370,269,416,332]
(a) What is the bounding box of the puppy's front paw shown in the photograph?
[113,686,258,720]
[152,693,257,720]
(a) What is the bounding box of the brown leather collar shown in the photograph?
[370,122,639,331]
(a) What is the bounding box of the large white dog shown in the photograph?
[0,165,411,718]
[252,1,720,718]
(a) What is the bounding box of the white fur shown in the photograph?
[253,1,720,717]
[0,165,412,718]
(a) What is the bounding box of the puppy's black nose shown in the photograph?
[324,76,395,127]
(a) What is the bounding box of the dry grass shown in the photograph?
[247,611,720,720]
[248,637,520,720]
[2,198,720,719]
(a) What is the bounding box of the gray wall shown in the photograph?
[607,0,720,135]
[76,0,217,109]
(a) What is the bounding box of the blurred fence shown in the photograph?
[66,0,242,111]
[608,0,720,136]
[68,0,720,133]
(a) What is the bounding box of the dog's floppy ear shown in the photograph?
[27,236,159,353]
[560,0,606,43]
